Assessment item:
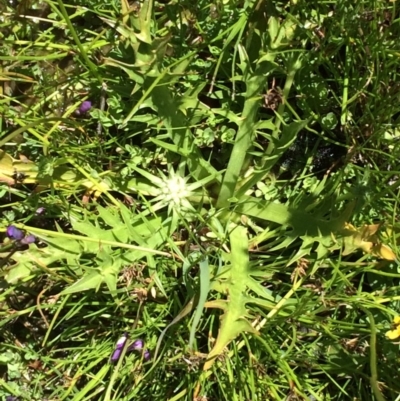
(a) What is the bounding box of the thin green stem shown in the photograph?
[56,0,102,83]
[340,43,350,127]
[361,308,386,401]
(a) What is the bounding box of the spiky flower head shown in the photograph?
[150,167,198,216]
[160,172,193,211]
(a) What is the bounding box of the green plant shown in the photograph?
[2,0,400,400]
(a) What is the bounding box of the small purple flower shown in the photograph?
[6,396,19,401]
[143,349,151,361]
[110,333,128,363]
[127,339,144,352]
[111,347,122,363]
[20,234,36,245]
[78,100,92,114]
[127,339,150,361]
[6,225,24,240]
[111,335,150,363]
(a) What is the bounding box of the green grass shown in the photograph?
[1,0,400,400]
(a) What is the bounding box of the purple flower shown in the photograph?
[127,339,144,352]
[110,333,128,363]
[127,339,150,361]
[20,235,36,245]
[111,347,123,363]
[6,225,24,240]
[111,335,150,363]
[78,100,92,114]
[6,396,19,401]
[36,207,45,215]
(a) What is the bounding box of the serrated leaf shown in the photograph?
[236,120,309,198]
[119,202,147,245]
[102,268,118,293]
[5,243,81,283]
[41,237,81,254]
[132,0,152,44]
[96,247,113,265]
[237,197,356,264]
[110,226,130,243]
[71,219,129,244]
[97,205,122,228]
[204,225,259,370]
[72,220,110,239]
[5,262,32,283]
[96,249,121,293]
[60,271,103,295]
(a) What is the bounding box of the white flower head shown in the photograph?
[132,163,216,217]
[154,168,196,215]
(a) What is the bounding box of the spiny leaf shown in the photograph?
[60,271,103,295]
[97,205,122,228]
[203,225,259,371]
[5,243,78,283]
[236,119,309,198]
[237,196,356,264]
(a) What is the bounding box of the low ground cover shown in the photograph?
[1,1,400,400]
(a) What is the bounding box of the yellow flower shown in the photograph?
[386,327,400,340]
[386,316,400,340]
